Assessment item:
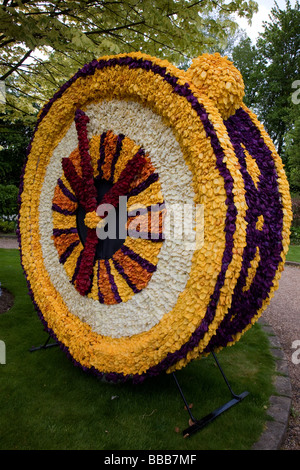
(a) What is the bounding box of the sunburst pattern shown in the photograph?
[52,111,165,304]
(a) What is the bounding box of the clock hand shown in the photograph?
[83,150,146,230]
[74,142,146,296]
[74,227,99,296]
[98,149,146,210]
[75,108,97,211]
[61,109,98,212]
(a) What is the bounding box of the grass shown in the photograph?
[0,248,277,450]
[286,244,300,263]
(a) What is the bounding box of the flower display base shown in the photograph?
[173,352,249,438]
[29,334,248,437]
[181,391,249,438]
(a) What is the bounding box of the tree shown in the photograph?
[0,119,32,185]
[230,0,299,159]
[0,183,18,219]
[285,117,300,193]
[252,0,299,156]
[0,0,259,121]
[230,33,261,108]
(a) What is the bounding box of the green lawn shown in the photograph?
[0,248,277,450]
[286,244,300,263]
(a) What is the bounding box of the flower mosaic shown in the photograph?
[18,52,292,383]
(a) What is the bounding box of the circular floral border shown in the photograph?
[18,52,291,383]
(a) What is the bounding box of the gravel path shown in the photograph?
[262,264,300,450]
[0,236,299,449]
[0,237,19,249]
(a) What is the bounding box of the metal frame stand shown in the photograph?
[173,352,249,438]
[29,335,58,352]
[29,336,248,437]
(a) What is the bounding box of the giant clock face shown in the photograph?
[18,52,292,382]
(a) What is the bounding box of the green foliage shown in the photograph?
[0,120,33,186]
[290,226,300,245]
[0,0,258,58]
[291,193,300,227]
[285,119,300,192]
[0,0,258,122]
[0,183,18,220]
[0,218,16,233]
[230,0,300,193]
[230,34,261,108]
[252,0,299,155]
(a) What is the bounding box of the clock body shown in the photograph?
[18,53,292,382]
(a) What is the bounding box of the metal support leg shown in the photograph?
[29,335,58,352]
[173,352,249,438]
[211,351,241,400]
[172,372,198,424]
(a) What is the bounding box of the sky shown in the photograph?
[235,0,297,42]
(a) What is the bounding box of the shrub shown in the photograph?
[290,225,300,244]
[292,195,300,227]
[0,184,18,220]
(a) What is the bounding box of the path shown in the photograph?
[262,264,300,450]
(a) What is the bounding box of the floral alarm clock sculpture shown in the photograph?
[18,52,292,383]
